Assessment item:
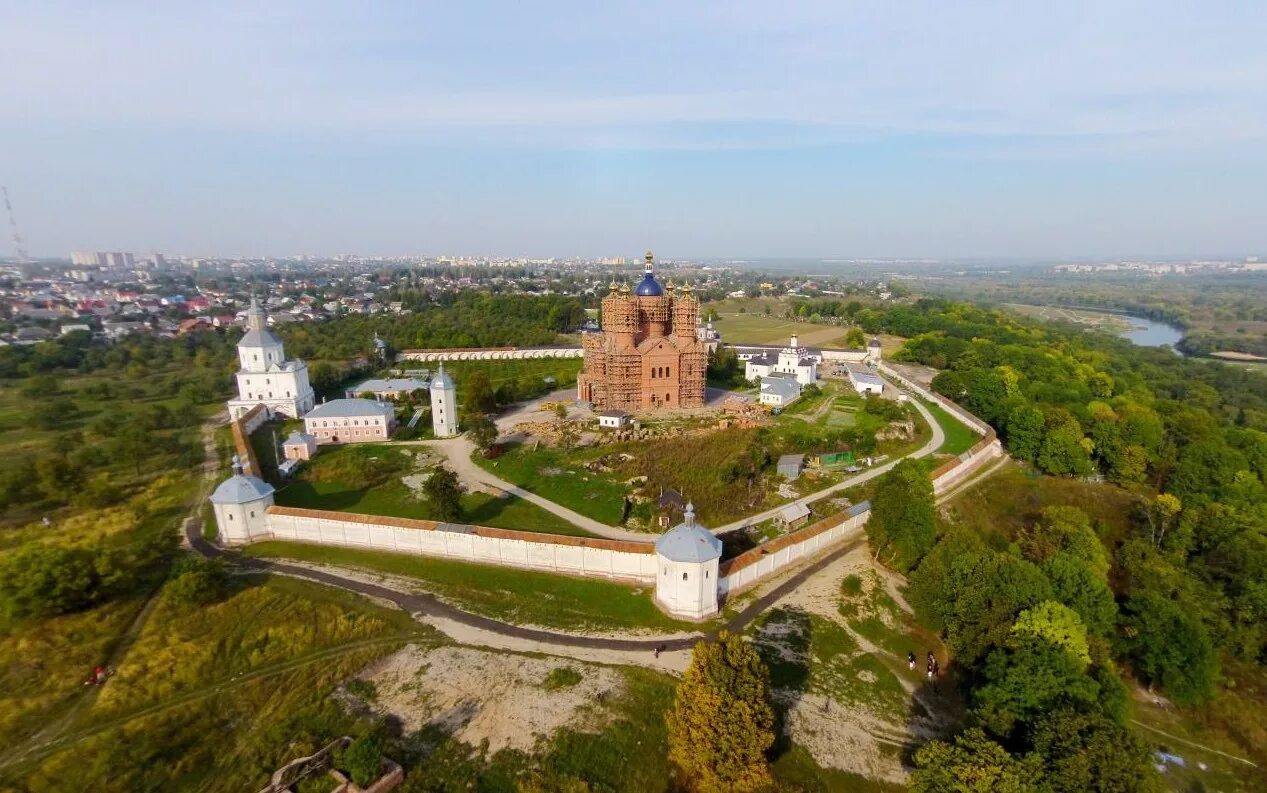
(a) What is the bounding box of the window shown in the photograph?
[666,392,671,401]
[682,572,688,581]
[249,510,255,518]
[666,366,671,378]
[705,570,709,579]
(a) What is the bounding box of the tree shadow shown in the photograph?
[274,481,368,511]
[751,606,813,760]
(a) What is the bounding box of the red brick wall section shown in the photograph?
[265,505,656,555]
[231,404,267,477]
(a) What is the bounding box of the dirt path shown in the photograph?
[712,392,946,534]
[419,436,652,542]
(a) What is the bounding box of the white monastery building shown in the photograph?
[847,366,885,396]
[430,363,458,438]
[226,299,316,420]
[758,374,803,408]
[209,456,275,545]
[303,398,396,444]
[653,503,723,619]
[744,335,818,386]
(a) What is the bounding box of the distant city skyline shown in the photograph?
[3,2,1266,259]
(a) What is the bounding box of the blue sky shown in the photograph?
[3,1,1266,259]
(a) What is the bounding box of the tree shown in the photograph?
[1010,601,1091,667]
[0,543,101,618]
[1119,591,1218,705]
[974,635,1101,738]
[1040,553,1117,638]
[1037,410,1093,477]
[166,557,229,606]
[467,414,499,451]
[1017,506,1108,578]
[1003,404,1044,461]
[846,326,867,348]
[867,458,936,571]
[1141,493,1182,549]
[666,631,775,793]
[1028,708,1163,793]
[910,728,1036,793]
[423,465,464,522]
[465,370,497,413]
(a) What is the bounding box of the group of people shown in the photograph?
[907,651,939,680]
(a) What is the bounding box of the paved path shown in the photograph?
[711,394,947,534]
[421,436,652,542]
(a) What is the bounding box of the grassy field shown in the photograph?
[241,540,696,633]
[938,460,1139,549]
[269,442,592,537]
[921,400,982,456]
[4,574,429,791]
[475,443,631,526]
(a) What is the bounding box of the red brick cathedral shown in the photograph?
[578,252,708,411]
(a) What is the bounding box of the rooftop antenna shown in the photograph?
[2,186,32,262]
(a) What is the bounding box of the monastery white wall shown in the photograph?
[398,346,582,362]
[878,363,993,434]
[719,510,870,597]
[261,509,657,582]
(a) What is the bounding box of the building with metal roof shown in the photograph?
[654,504,722,619]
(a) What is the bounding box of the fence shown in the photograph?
[397,346,582,362]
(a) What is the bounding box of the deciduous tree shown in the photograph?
[666,631,775,793]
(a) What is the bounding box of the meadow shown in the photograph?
[2,574,430,791]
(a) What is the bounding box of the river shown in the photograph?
[1116,314,1185,350]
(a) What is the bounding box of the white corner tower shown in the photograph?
[209,455,275,545]
[226,298,316,419]
[430,363,458,438]
[867,336,882,364]
[654,503,723,619]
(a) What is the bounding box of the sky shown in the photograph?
[2,1,1266,259]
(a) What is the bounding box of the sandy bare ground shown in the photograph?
[358,644,624,752]
[746,545,945,785]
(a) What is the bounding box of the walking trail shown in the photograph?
[415,378,949,541]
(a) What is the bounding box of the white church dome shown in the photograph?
[430,363,454,390]
[655,503,722,563]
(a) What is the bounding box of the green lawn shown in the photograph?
[923,399,981,456]
[269,442,593,537]
[475,444,630,526]
[240,540,696,633]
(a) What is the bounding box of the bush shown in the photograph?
[338,735,383,788]
[166,557,229,606]
[542,666,583,690]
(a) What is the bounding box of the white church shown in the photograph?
[744,334,819,386]
[226,299,316,420]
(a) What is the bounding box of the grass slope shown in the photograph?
[241,540,695,633]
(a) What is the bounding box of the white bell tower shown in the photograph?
[430,363,458,438]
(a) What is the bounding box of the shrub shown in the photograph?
[338,735,383,788]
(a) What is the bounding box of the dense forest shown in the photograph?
[837,297,1267,789]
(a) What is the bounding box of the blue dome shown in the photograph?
[634,272,664,296]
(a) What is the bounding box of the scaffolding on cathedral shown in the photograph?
[577,252,708,412]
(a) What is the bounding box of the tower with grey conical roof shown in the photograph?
[209,455,275,545]
[653,502,722,619]
[430,363,458,438]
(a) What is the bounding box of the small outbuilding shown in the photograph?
[209,456,275,545]
[777,453,805,480]
[345,377,428,400]
[775,502,811,530]
[597,410,631,429]
[847,366,884,396]
[282,431,318,462]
